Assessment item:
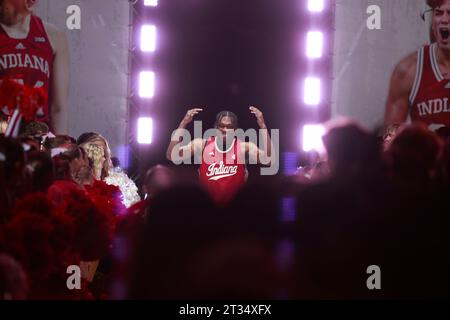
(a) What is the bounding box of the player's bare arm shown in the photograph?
[44,22,69,134]
[245,106,272,165]
[166,107,205,161]
[383,52,417,132]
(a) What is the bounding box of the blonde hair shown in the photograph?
[78,133,112,180]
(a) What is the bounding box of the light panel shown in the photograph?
[306,31,323,58]
[140,25,156,52]
[308,0,324,12]
[302,124,325,152]
[137,117,153,144]
[304,77,321,106]
[139,71,155,98]
[144,0,158,7]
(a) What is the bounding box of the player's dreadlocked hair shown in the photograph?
[214,110,239,129]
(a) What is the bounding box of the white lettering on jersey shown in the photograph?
[417,98,450,116]
[206,161,238,181]
[0,53,50,78]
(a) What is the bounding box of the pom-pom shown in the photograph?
[0,79,48,121]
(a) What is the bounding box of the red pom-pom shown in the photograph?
[85,180,126,222]
[0,78,22,113]
[63,188,114,261]
[0,78,48,121]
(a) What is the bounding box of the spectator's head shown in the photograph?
[25,151,54,192]
[44,135,76,152]
[388,123,442,184]
[143,165,176,199]
[20,121,49,139]
[53,144,93,185]
[322,120,380,178]
[77,132,112,180]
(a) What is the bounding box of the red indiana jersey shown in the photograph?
[409,43,450,130]
[0,15,53,124]
[199,136,246,205]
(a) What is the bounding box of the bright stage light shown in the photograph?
[137,117,153,144]
[144,0,158,7]
[304,77,321,106]
[302,124,325,152]
[139,71,155,98]
[140,25,156,52]
[308,0,324,12]
[306,31,323,58]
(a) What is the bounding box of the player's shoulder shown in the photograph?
[41,20,63,37]
[41,20,67,52]
[393,50,418,78]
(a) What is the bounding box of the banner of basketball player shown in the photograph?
[331,0,431,130]
[33,0,130,159]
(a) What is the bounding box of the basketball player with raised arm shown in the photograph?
[384,0,450,134]
[0,0,69,133]
[166,107,272,204]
